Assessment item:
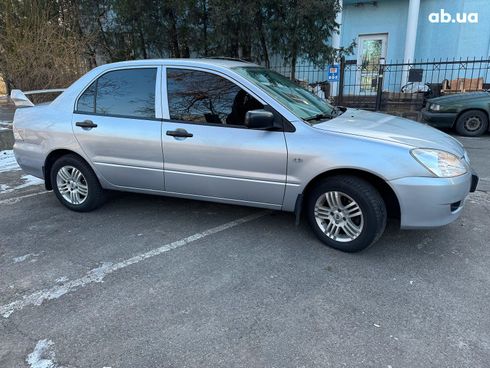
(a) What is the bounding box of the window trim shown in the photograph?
[72,110,162,122]
[73,65,161,121]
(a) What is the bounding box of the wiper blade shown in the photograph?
[304,113,333,122]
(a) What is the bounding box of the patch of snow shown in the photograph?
[13,253,39,263]
[0,121,12,129]
[0,150,20,173]
[0,174,44,193]
[26,339,61,368]
[17,174,44,188]
[55,276,68,284]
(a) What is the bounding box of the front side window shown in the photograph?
[76,68,157,119]
[166,68,263,126]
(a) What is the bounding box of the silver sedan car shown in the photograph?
[11,59,479,252]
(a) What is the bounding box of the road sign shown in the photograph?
[327,64,340,82]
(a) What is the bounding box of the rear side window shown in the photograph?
[76,68,157,119]
[77,81,96,112]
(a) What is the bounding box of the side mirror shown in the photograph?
[245,109,276,130]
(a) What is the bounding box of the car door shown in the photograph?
[162,67,288,207]
[72,66,164,191]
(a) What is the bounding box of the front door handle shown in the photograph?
[166,129,193,138]
[76,120,98,129]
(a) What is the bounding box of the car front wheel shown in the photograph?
[51,154,105,212]
[306,176,387,252]
[455,110,489,137]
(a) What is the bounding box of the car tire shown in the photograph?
[51,154,105,212]
[455,110,489,137]
[306,175,387,252]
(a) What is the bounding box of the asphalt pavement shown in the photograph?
[1,130,489,367]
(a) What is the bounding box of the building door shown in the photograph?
[357,34,388,94]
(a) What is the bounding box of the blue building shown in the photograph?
[271,0,489,97]
[336,0,490,64]
[317,0,490,96]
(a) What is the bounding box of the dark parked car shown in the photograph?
[422,92,490,136]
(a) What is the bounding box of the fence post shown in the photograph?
[338,56,345,106]
[375,59,385,111]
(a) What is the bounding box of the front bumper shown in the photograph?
[390,170,478,229]
[421,108,457,128]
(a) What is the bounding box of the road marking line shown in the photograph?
[0,211,268,318]
[0,190,49,205]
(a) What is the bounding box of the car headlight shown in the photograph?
[411,149,467,177]
[429,103,441,111]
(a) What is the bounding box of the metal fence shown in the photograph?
[270,57,490,114]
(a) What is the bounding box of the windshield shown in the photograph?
[233,66,336,123]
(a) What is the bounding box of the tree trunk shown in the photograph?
[87,50,97,69]
[138,26,148,59]
[202,0,209,56]
[97,13,113,61]
[181,37,190,58]
[290,46,297,80]
[168,10,181,58]
[256,10,270,67]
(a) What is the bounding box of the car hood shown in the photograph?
[314,109,464,156]
[428,91,490,105]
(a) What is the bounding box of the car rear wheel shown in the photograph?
[306,176,387,252]
[51,154,105,212]
[455,110,488,137]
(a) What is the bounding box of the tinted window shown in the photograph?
[167,68,263,126]
[77,81,96,112]
[77,68,157,119]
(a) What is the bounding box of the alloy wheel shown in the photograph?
[314,191,364,242]
[56,165,88,205]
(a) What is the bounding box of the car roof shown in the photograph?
[102,58,259,69]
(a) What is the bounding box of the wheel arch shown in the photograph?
[453,108,489,129]
[301,168,401,220]
[43,149,92,190]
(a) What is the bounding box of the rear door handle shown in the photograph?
[76,120,98,129]
[166,129,193,138]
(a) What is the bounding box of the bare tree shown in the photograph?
[0,0,92,92]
